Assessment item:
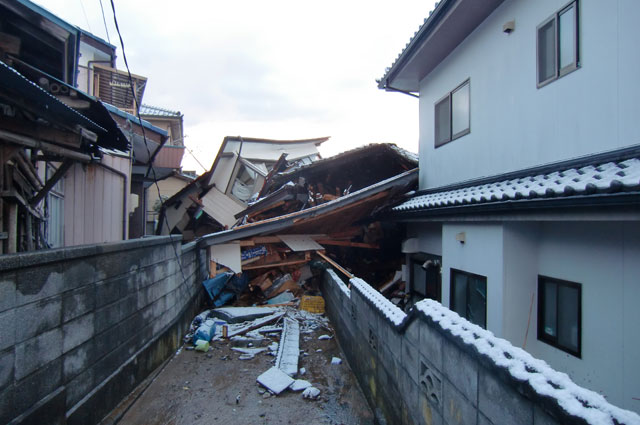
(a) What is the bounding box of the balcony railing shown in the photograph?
[92,64,146,114]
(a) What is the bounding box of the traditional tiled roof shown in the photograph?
[393,151,640,213]
[139,104,182,118]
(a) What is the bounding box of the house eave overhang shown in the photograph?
[388,192,640,222]
[378,0,504,93]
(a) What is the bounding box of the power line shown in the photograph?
[98,0,111,44]
[78,0,92,32]
[108,0,189,284]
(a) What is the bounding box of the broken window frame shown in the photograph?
[450,268,487,329]
[226,159,267,203]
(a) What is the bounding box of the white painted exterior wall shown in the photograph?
[76,41,112,96]
[399,0,640,415]
[417,0,640,189]
[423,221,640,412]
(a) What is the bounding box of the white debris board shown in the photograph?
[257,367,294,395]
[275,317,300,376]
[210,243,241,273]
[277,235,324,252]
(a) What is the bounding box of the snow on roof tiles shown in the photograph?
[393,157,640,212]
[139,104,182,117]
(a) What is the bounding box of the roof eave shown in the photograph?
[379,0,505,93]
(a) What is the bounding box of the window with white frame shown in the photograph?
[537,275,581,357]
[434,80,470,147]
[537,1,579,87]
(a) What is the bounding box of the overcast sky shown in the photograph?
[35,0,435,174]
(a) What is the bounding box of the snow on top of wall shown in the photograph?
[415,299,640,425]
[350,277,406,326]
[326,269,351,298]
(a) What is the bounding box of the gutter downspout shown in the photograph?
[95,161,129,240]
[382,83,419,98]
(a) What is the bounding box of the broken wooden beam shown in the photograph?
[315,239,379,249]
[315,251,353,279]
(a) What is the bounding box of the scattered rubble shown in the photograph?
[302,387,321,400]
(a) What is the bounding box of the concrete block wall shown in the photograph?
[322,270,639,425]
[0,236,207,425]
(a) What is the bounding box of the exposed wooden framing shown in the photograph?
[7,203,17,254]
[2,190,42,218]
[315,240,380,249]
[1,145,20,165]
[248,200,287,219]
[292,191,389,227]
[315,250,354,279]
[1,117,85,149]
[0,129,91,162]
[30,158,73,206]
[25,213,33,251]
[15,151,43,189]
[0,32,21,55]
[242,252,311,271]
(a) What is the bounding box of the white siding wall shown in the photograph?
[439,221,640,413]
[407,222,443,256]
[441,223,505,335]
[418,0,640,189]
[76,41,112,96]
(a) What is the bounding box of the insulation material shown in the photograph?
[278,234,324,251]
[210,243,241,273]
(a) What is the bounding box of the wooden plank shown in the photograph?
[7,203,17,253]
[242,256,310,271]
[0,32,20,54]
[0,129,91,162]
[315,251,353,279]
[0,117,84,149]
[315,240,380,249]
[30,158,73,207]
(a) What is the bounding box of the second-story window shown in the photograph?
[537,1,579,87]
[434,79,470,148]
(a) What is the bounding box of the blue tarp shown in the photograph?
[202,273,250,307]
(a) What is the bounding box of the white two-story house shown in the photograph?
[379,0,640,414]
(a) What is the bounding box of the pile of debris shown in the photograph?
[183,305,338,399]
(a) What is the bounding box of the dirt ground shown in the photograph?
[102,314,375,425]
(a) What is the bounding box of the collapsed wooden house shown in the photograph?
[156,136,328,240]
[198,149,419,307]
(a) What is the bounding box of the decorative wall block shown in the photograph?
[420,359,443,409]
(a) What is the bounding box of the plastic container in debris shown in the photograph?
[300,295,325,314]
[193,319,216,343]
[194,339,209,352]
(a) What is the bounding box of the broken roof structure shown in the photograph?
[157,136,328,240]
[194,144,419,307]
